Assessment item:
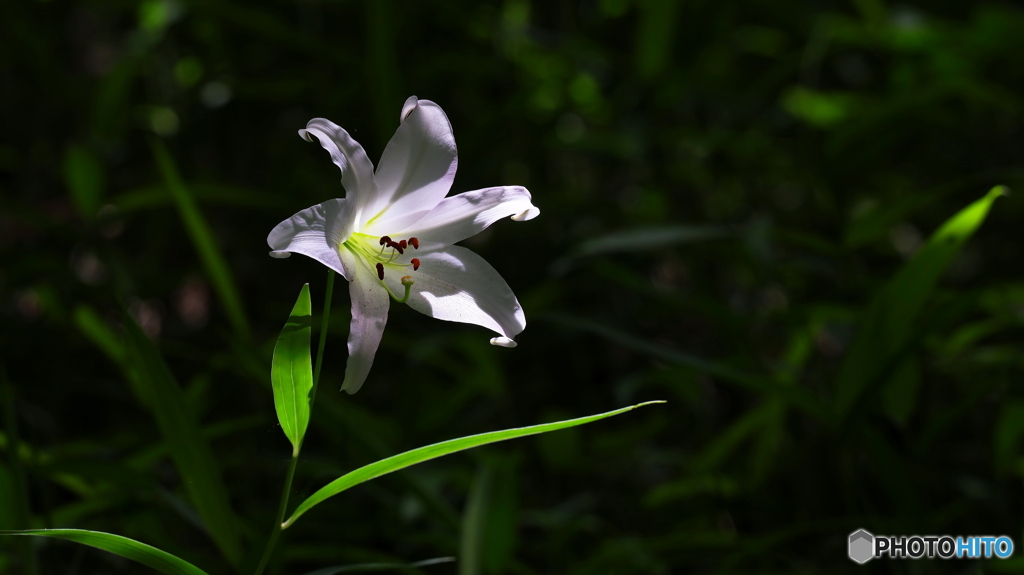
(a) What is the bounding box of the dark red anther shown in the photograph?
[411,258,420,271]
[398,239,407,250]
[409,237,419,249]
[375,263,385,280]
[379,235,392,246]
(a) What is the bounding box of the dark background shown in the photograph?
[3,0,1024,573]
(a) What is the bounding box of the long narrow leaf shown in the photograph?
[459,464,491,575]
[272,284,314,455]
[151,139,250,339]
[835,186,1005,419]
[303,557,456,575]
[283,402,664,528]
[0,529,209,575]
[123,316,243,566]
[545,314,830,422]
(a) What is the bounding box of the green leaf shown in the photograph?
[150,139,250,340]
[880,358,920,425]
[835,186,1005,419]
[283,402,665,529]
[572,225,730,257]
[73,306,126,366]
[272,284,314,456]
[545,313,830,422]
[635,0,678,78]
[0,529,209,575]
[63,144,105,219]
[781,87,857,127]
[552,225,729,274]
[458,455,519,575]
[459,464,490,575]
[302,557,456,575]
[122,315,243,567]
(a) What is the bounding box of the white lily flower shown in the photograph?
[268,96,539,394]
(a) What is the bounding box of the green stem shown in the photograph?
[253,270,335,575]
[310,269,335,411]
[252,453,298,575]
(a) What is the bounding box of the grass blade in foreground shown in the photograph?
[303,557,455,574]
[283,401,665,528]
[123,315,244,566]
[0,529,209,575]
[272,284,314,455]
[151,139,250,340]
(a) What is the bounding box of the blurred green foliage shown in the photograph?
[3,0,1024,573]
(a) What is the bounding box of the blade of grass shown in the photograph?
[283,402,665,529]
[302,557,456,575]
[544,313,830,422]
[0,529,209,575]
[835,186,1005,419]
[122,314,243,567]
[459,464,490,575]
[150,139,250,340]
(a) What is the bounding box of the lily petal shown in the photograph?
[398,186,539,245]
[385,243,525,339]
[299,118,375,224]
[490,336,518,348]
[361,97,458,234]
[339,249,391,394]
[267,199,354,279]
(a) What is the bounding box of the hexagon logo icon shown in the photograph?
[849,529,874,564]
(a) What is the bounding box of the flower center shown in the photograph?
[341,233,421,303]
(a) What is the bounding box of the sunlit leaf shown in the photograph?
[272,284,314,456]
[122,315,243,566]
[283,402,665,529]
[0,529,208,575]
[835,186,1005,420]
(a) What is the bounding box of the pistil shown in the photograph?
[342,233,424,304]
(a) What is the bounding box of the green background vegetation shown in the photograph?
[3,0,1024,573]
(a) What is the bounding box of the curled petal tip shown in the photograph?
[297,128,313,142]
[400,96,419,123]
[490,336,518,348]
[511,206,540,221]
[269,250,292,259]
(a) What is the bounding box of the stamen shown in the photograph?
[411,258,420,271]
[398,239,407,250]
[379,235,392,246]
[375,262,384,280]
[409,237,419,249]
